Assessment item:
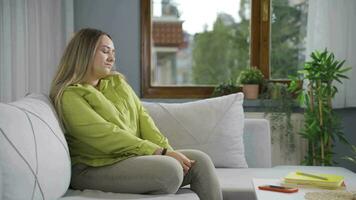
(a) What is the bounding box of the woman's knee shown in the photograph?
[151,156,184,194]
[179,149,214,167]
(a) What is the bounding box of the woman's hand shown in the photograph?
[166,151,195,175]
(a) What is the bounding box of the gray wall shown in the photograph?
[74,0,141,93]
[74,0,356,172]
[334,108,356,172]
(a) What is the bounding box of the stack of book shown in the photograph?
[281,171,346,190]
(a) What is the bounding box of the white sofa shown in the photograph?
[1,94,356,200]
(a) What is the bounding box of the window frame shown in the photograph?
[140,0,270,98]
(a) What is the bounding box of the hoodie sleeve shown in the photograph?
[123,82,174,151]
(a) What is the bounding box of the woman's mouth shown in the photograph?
[104,64,112,69]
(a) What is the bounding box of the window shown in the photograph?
[141,0,308,98]
[270,0,308,79]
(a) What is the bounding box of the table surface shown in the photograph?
[252,178,343,200]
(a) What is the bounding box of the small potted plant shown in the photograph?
[237,67,264,99]
[211,82,240,97]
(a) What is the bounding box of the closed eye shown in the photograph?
[101,47,115,55]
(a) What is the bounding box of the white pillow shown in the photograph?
[143,93,247,168]
[0,94,71,200]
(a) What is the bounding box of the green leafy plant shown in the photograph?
[289,49,351,166]
[260,82,296,153]
[211,82,240,97]
[343,145,356,165]
[237,67,264,85]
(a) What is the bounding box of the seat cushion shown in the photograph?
[60,188,198,200]
[0,94,71,200]
[143,93,247,168]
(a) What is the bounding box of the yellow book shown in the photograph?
[281,180,346,190]
[284,171,344,187]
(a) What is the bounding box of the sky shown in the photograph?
[153,0,242,35]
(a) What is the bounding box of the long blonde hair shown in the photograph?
[50,28,111,121]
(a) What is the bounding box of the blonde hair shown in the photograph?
[50,28,112,121]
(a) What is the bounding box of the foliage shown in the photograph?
[343,145,356,165]
[260,82,296,153]
[270,0,308,79]
[288,49,351,166]
[191,0,308,83]
[211,82,240,97]
[237,67,264,85]
[191,0,250,84]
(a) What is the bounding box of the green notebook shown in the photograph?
[284,171,344,187]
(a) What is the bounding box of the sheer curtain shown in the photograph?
[0,0,73,102]
[306,0,356,108]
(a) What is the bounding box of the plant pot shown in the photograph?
[242,84,259,99]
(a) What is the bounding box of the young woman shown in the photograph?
[50,28,222,200]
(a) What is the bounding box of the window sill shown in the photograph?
[244,99,302,112]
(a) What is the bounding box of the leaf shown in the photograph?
[334,77,342,83]
[337,74,349,79]
[352,145,356,152]
[311,52,318,61]
[338,66,351,73]
[343,157,356,164]
[338,134,349,144]
[324,133,329,144]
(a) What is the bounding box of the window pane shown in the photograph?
[270,0,308,79]
[151,0,251,86]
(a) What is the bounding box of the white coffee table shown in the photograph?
[252,178,333,200]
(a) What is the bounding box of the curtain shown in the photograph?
[0,0,73,102]
[306,0,356,108]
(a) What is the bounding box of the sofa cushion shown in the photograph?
[243,119,271,168]
[61,188,198,200]
[143,93,247,168]
[0,94,71,200]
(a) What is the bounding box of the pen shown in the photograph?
[296,171,328,180]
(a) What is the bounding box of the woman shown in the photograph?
[50,28,222,200]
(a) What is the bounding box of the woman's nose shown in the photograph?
[108,53,115,62]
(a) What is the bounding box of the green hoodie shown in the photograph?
[61,75,173,167]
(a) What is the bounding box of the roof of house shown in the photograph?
[152,21,184,47]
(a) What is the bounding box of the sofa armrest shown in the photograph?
[0,163,2,198]
[243,119,271,168]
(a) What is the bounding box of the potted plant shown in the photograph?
[288,49,351,166]
[237,67,264,99]
[211,82,240,97]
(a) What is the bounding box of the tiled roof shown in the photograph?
[153,21,184,47]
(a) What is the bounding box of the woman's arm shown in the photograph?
[124,82,173,151]
[61,90,161,156]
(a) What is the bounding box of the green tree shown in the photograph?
[191,0,308,84]
[191,0,250,84]
[271,0,308,79]
[192,16,237,84]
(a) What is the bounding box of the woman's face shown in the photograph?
[90,35,116,80]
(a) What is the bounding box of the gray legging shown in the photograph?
[71,149,223,200]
